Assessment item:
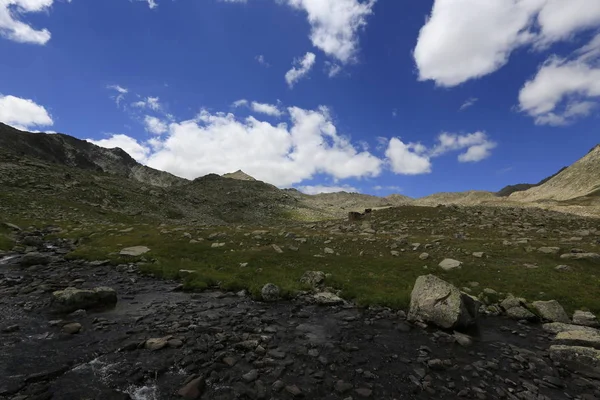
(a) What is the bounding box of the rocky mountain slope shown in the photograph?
[222,170,257,181]
[510,145,600,202]
[0,123,184,188]
[496,167,568,197]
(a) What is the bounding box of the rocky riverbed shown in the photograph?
[1,232,600,400]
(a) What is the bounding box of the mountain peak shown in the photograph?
[222,170,256,181]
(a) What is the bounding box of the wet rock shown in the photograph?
[67,309,87,319]
[573,310,600,327]
[407,274,479,330]
[51,287,117,313]
[543,322,599,334]
[285,385,302,397]
[532,300,570,323]
[119,246,150,256]
[178,376,205,399]
[355,387,373,397]
[21,236,43,247]
[335,380,353,394]
[299,271,326,287]
[19,252,51,266]
[506,306,537,321]
[1,325,19,333]
[312,292,344,306]
[555,330,600,349]
[549,345,600,375]
[453,331,474,347]
[62,323,82,334]
[261,283,280,302]
[145,336,171,351]
[438,258,462,271]
[242,369,258,383]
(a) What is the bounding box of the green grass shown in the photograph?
[63,206,600,314]
[0,225,14,251]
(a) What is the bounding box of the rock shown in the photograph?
[19,252,51,266]
[2,325,19,333]
[324,247,335,254]
[453,331,474,347]
[478,288,500,305]
[145,336,170,351]
[500,295,526,310]
[21,236,43,247]
[52,287,117,313]
[419,252,429,260]
[407,274,479,330]
[67,309,87,319]
[179,269,196,278]
[506,306,537,321]
[438,258,462,271]
[573,310,600,327]
[242,369,258,383]
[555,330,600,349]
[285,385,302,397]
[300,271,326,287]
[335,380,353,394]
[532,300,570,323]
[3,222,21,231]
[472,252,485,258]
[261,283,280,302]
[549,345,600,376]
[62,322,82,334]
[312,292,344,306]
[178,376,206,399]
[543,322,600,334]
[355,388,373,397]
[560,253,600,261]
[555,265,572,272]
[537,247,560,254]
[210,243,225,248]
[271,244,283,253]
[119,246,150,256]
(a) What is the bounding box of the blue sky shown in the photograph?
[0,0,599,197]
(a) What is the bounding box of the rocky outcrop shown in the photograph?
[407,275,479,330]
[51,287,117,313]
[573,310,600,327]
[532,300,570,323]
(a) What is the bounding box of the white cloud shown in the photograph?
[0,0,55,45]
[285,52,316,88]
[0,94,53,129]
[297,184,359,194]
[107,85,129,107]
[132,96,162,111]
[144,115,168,135]
[255,54,270,67]
[325,61,342,77]
[87,134,151,163]
[146,0,157,8]
[385,138,432,175]
[385,131,496,174]
[519,36,600,125]
[414,0,600,87]
[232,99,249,108]
[91,106,382,187]
[250,101,283,117]
[284,0,376,63]
[459,97,478,111]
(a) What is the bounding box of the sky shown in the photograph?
[0,0,599,198]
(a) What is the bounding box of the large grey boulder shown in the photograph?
[549,345,600,378]
[543,322,599,334]
[532,300,570,323]
[438,259,462,271]
[312,292,344,306]
[19,252,51,267]
[573,310,600,327]
[52,287,117,313]
[555,330,600,350]
[500,295,536,321]
[407,274,479,330]
[261,283,280,302]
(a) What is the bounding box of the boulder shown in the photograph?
[261,283,280,302]
[555,330,600,349]
[300,271,326,287]
[537,247,560,254]
[438,259,462,271]
[532,300,570,323]
[312,292,344,306]
[407,274,479,330]
[506,306,537,321]
[543,322,599,334]
[19,252,51,267]
[119,246,150,256]
[560,253,600,261]
[549,345,600,378]
[178,376,206,400]
[52,287,117,313]
[573,310,600,327]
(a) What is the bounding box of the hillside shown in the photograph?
[0,123,184,188]
[413,190,500,206]
[223,170,257,181]
[496,166,568,197]
[509,145,600,202]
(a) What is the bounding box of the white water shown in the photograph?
[124,384,160,400]
[0,255,17,265]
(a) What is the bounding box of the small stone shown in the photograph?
[242,369,258,383]
[324,247,335,254]
[62,322,82,334]
[355,388,373,398]
[335,380,353,393]
[19,252,51,266]
[419,252,429,260]
[555,265,572,272]
[223,357,237,366]
[438,258,462,271]
[178,376,205,399]
[312,292,344,306]
[67,309,87,319]
[272,380,285,392]
[537,247,560,254]
[119,246,150,256]
[472,252,485,258]
[261,283,280,302]
[285,385,302,397]
[271,244,283,253]
[168,339,184,348]
[573,310,599,327]
[453,331,473,347]
[145,336,170,351]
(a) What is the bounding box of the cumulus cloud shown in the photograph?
[385,131,496,174]
[91,106,382,187]
[0,94,53,130]
[0,0,56,45]
[297,184,359,194]
[414,0,600,87]
[250,102,283,117]
[285,0,376,63]
[519,35,600,125]
[144,115,169,135]
[87,134,151,163]
[285,52,316,88]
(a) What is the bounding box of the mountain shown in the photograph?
[509,145,600,202]
[496,166,567,197]
[223,170,257,181]
[0,123,184,188]
[414,191,498,206]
